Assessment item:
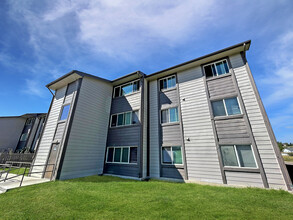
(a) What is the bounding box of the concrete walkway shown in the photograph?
[0,174,50,194]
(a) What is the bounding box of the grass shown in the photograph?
[283,155,293,162]
[3,167,30,176]
[0,176,293,219]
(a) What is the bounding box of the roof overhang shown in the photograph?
[111,71,145,86]
[146,40,251,81]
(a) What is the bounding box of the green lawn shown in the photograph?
[2,167,30,176]
[0,176,293,219]
[283,155,293,162]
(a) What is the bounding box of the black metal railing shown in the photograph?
[0,162,55,187]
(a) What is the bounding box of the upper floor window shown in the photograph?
[204,59,229,78]
[159,75,176,91]
[220,145,257,168]
[211,97,241,117]
[106,146,137,164]
[60,104,70,121]
[161,107,179,124]
[113,80,140,98]
[162,146,183,165]
[110,110,139,127]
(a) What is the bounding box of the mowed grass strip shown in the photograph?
[0,175,293,219]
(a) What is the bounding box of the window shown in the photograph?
[161,107,179,124]
[106,147,137,164]
[220,145,257,168]
[60,104,70,120]
[110,111,139,127]
[20,133,28,142]
[162,146,183,165]
[113,80,140,98]
[159,75,176,91]
[211,97,241,117]
[204,59,229,78]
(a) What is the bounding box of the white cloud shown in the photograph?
[260,31,293,106]
[23,79,45,97]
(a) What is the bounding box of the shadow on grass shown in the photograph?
[65,175,139,184]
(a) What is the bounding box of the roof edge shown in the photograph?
[146,40,251,78]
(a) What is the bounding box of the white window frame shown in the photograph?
[106,146,138,164]
[161,146,183,165]
[160,107,179,124]
[220,145,258,169]
[110,110,139,127]
[212,97,242,117]
[203,59,230,77]
[113,80,140,98]
[159,75,177,91]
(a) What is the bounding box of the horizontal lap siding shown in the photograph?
[207,76,236,98]
[161,125,181,146]
[177,67,222,184]
[160,89,178,109]
[149,80,160,178]
[161,167,185,179]
[225,171,264,188]
[107,126,140,146]
[111,89,141,114]
[59,77,112,180]
[215,118,250,144]
[104,164,139,177]
[54,123,65,141]
[33,87,66,175]
[230,54,287,190]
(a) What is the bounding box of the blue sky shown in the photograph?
[0,0,292,142]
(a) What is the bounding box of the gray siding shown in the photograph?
[54,123,66,141]
[177,67,223,184]
[111,92,141,114]
[207,75,236,98]
[161,167,185,179]
[0,117,26,152]
[142,79,148,178]
[225,171,263,188]
[215,117,250,144]
[159,89,178,109]
[149,80,160,178]
[161,125,181,146]
[33,86,67,174]
[59,77,112,180]
[230,53,287,190]
[107,126,140,146]
[104,164,139,177]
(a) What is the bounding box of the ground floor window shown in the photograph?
[162,146,183,165]
[220,145,257,168]
[106,146,137,164]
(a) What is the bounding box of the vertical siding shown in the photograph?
[230,53,287,190]
[59,77,112,180]
[32,87,66,175]
[149,80,160,178]
[177,67,223,184]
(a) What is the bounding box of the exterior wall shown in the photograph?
[142,79,148,178]
[230,53,288,190]
[104,78,142,178]
[149,80,160,178]
[32,86,67,175]
[177,67,223,184]
[0,117,26,152]
[59,77,112,179]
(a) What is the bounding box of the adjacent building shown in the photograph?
[32,40,292,190]
[0,113,46,153]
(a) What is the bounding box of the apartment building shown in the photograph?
[32,40,292,190]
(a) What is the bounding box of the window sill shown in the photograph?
[110,124,140,129]
[161,122,180,127]
[106,162,138,167]
[160,87,177,93]
[213,114,244,121]
[113,91,140,99]
[206,73,231,81]
[223,167,260,173]
[161,164,184,169]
